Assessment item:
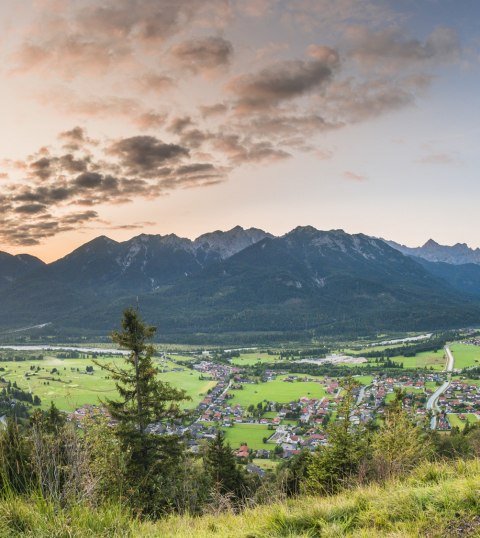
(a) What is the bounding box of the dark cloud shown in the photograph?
[58,126,97,151]
[228,47,339,112]
[14,203,47,214]
[170,36,234,75]
[168,116,195,134]
[0,130,226,246]
[0,210,99,246]
[109,136,190,175]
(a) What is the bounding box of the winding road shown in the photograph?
[426,345,454,430]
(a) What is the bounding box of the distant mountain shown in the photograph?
[413,257,480,299]
[1,226,480,337]
[64,227,480,335]
[195,226,272,260]
[386,238,480,265]
[46,226,271,294]
[0,251,45,289]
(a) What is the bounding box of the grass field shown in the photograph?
[252,458,278,470]
[0,354,215,412]
[353,375,374,385]
[449,343,480,369]
[447,413,479,429]
[230,352,280,366]
[222,424,272,449]
[385,387,424,403]
[229,375,328,406]
[391,350,446,370]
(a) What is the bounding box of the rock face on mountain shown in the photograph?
[0,226,480,336]
[45,226,272,294]
[387,239,480,265]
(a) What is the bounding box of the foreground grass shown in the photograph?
[1,459,479,537]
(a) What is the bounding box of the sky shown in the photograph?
[0,0,479,262]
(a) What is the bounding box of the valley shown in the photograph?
[1,330,479,463]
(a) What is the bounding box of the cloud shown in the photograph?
[12,1,229,78]
[58,126,98,151]
[314,77,418,124]
[343,171,367,182]
[199,103,229,117]
[136,74,176,93]
[108,136,190,175]
[345,25,460,72]
[170,36,234,75]
[0,130,226,246]
[416,152,457,165]
[228,47,339,112]
[211,134,291,164]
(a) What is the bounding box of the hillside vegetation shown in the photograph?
[0,459,478,537]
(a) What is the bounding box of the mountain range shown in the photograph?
[386,238,480,265]
[2,226,480,338]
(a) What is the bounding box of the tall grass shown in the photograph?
[0,459,477,537]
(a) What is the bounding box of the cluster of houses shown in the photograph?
[440,380,480,429]
[66,351,479,459]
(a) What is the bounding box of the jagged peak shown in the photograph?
[422,239,440,248]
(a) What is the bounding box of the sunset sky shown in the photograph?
[1,0,479,262]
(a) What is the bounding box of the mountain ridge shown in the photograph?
[1,227,480,336]
[386,238,480,265]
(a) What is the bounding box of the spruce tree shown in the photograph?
[95,308,189,514]
[203,430,245,500]
[305,377,368,494]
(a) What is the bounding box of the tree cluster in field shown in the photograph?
[0,381,41,407]
[0,380,41,418]
[0,311,478,523]
[244,360,404,379]
[356,332,457,359]
[461,366,480,379]
[0,354,44,362]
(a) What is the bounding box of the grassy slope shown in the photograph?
[1,460,478,537]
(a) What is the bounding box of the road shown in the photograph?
[426,345,454,430]
[356,384,370,406]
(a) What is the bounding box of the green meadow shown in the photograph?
[222,423,272,450]
[0,354,215,412]
[390,350,446,370]
[228,374,330,406]
[447,413,479,429]
[230,352,280,366]
[448,343,480,369]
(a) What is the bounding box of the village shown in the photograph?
[67,350,480,476]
